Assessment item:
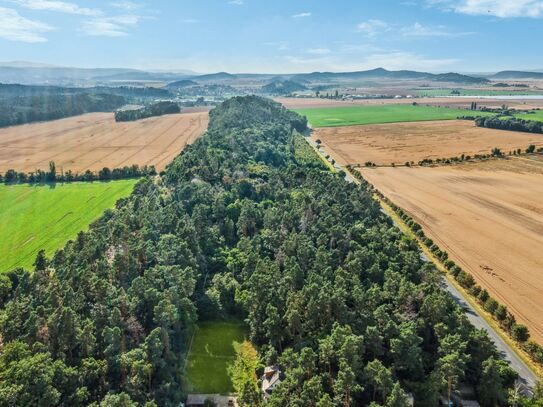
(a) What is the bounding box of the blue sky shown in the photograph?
[0,0,542,73]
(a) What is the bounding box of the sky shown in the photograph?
[0,0,542,73]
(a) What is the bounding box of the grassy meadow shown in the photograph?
[0,180,137,272]
[513,109,543,122]
[185,321,248,394]
[295,104,492,128]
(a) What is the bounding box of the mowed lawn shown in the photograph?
[185,321,248,394]
[295,105,492,127]
[0,180,137,272]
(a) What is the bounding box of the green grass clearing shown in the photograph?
[185,321,248,394]
[0,180,137,272]
[295,104,493,128]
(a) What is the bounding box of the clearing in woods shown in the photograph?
[185,321,248,394]
[294,104,492,127]
[313,120,543,166]
[0,179,137,272]
[0,111,209,173]
[359,157,543,344]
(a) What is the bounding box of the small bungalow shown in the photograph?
[261,366,282,401]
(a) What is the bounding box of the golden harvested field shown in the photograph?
[0,111,209,173]
[277,97,543,110]
[314,120,543,166]
[360,158,543,344]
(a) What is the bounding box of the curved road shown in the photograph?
[305,136,538,394]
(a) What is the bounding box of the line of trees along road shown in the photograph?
[0,96,540,406]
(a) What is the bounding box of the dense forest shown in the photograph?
[114,101,181,122]
[0,84,173,128]
[0,97,539,406]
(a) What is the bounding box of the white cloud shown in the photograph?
[306,48,331,55]
[110,1,142,10]
[430,0,543,18]
[401,22,474,37]
[357,19,390,37]
[0,7,54,42]
[8,0,100,16]
[82,14,141,37]
[292,12,311,18]
[228,0,243,5]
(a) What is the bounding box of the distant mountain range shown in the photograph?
[3,61,543,87]
[488,71,543,80]
[0,61,197,86]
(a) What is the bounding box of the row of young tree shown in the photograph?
[0,162,156,185]
[372,188,543,373]
[0,96,538,406]
[114,102,181,122]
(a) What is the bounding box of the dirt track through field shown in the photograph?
[0,111,209,173]
[360,159,543,344]
[314,120,543,166]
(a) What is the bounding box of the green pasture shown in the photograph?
[513,109,543,122]
[0,180,137,272]
[295,104,492,128]
[185,321,248,394]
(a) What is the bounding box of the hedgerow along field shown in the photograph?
[295,104,493,127]
[0,179,137,272]
[185,321,248,394]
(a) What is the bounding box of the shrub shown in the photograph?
[478,289,489,303]
[484,298,498,314]
[511,324,530,343]
[494,304,507,322]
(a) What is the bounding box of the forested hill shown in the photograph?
[0,96,524,406]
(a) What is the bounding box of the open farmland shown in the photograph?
[313,120,543,166]
[0,180,137,272]
[413,88,541,97]
[0,111,208,173]
[295,104,492,127]
[185,321,248,394]
[359,158,543,344]
[278,97,543,111]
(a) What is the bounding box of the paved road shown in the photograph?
[305,135,539,394]
[442,278,537,394]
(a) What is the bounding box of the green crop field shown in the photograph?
[0,180,137,272]
[413,88,540,97]
[513,110,543,122]
[295,104,492,128]
[185,321,248,394]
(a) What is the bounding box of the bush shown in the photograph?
[511,324,530,343]
[484,298,498,314]
[478,289,489,303]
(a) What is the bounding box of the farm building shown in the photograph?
[261,366,282,400]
